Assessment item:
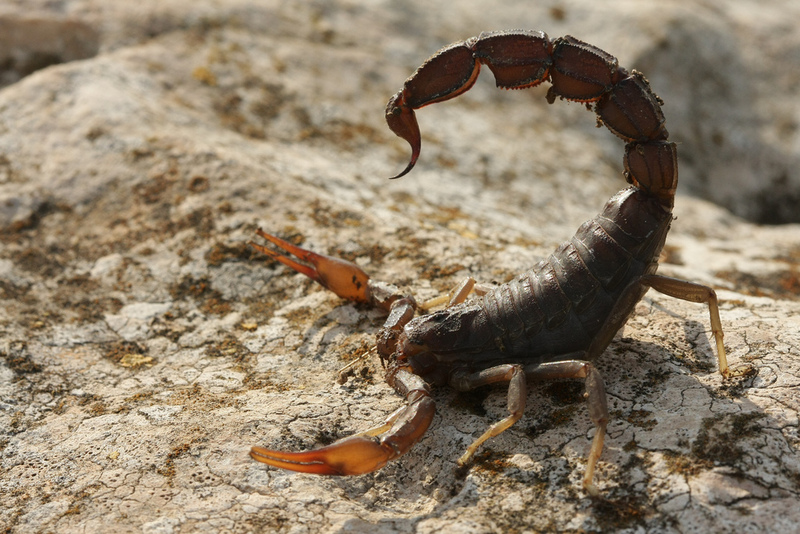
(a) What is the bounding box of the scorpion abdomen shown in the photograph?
[482,187,671,362]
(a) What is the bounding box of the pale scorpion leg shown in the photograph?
[449,364,527,464]
[449,358,608,495]
[422,277,493,309]
[422,277,476,309]
[523,360,609,495]
[640,274,728,377]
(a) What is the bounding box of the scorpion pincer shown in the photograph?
[249,30,729,494]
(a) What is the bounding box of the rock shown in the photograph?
[1,1,800,533]
[0,11,99,88]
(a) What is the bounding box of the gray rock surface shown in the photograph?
[1,1,799,532]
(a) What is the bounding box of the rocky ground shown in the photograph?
[2,1,800,533]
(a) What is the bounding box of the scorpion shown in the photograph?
[249,30,729,493]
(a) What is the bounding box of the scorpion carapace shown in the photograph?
[249,30,729,494]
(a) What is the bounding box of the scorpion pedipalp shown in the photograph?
[251,376,435,476]
[249,229,372,304]
[250,433,399,476]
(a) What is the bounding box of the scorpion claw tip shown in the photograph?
[250,446,343,475]
[250,229,372,304]
[250,435,397,476]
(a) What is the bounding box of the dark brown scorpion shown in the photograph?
[249,30,729,493]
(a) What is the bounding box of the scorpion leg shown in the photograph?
[450,359,608,495]
[449,364,527,465]
[251,369,435,475]
[422,277,495,309]
[443,277,477,306]
[423,277,475,309]
[524,359,609,496]
[640,274,728,377]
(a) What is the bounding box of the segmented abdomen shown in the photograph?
[482,186,671,361]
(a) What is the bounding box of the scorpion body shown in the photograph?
[249,30,728,493]
[405,188,672,379]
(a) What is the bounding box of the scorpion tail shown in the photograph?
[250,229,372,304]
[385,39,484,179]
[385,91,421,179]
[251,392,435,476]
